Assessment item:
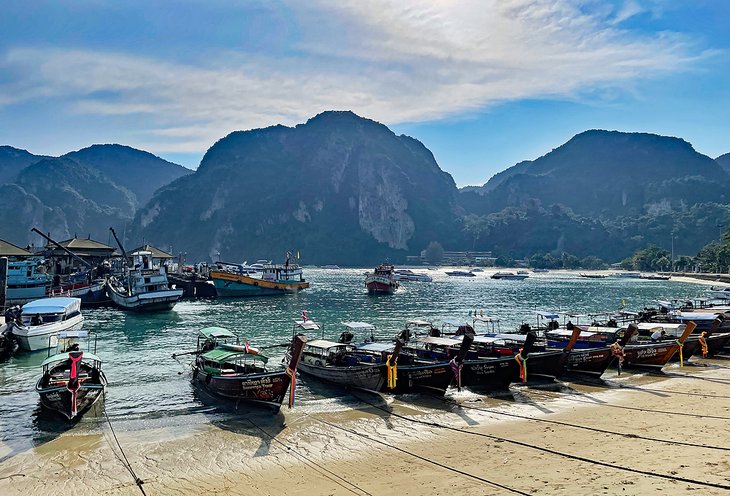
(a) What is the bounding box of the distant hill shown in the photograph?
[716,152,730,173]
[462,130,729,217]
[130,111,462,263]
[0,146,49,185]
[64,144,191,207]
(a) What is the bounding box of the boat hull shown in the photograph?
[193,368,293,411]
[563,347,614,377]
[458,357,516,391]
[107,285,183,311]
[386,361,454,396]
[50,281,109,307]
[211,271,309,297]
[297,361,386,392]
[13,315,85,352]
[620,342,679,370]
[366,280,397,294]
[36,373,106,420]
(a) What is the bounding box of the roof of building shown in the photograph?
[0,239,32,257]
[130,244,174,259]
[53,237,116,252]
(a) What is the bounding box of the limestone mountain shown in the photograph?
[130,111,462,264]
[64,144,191,207]
[0,146,49,185]
[461,130,729,217]
[716,152,730,173]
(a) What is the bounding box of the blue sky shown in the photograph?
[1,1,728,186]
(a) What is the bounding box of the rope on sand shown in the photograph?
[101,392,146,496]
[244,417,374,496]
[349,392,730,492]
[309,414,534,496]
[438,397,730,452]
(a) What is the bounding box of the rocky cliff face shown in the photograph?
[0,146,50,185]
[131,111,461,264]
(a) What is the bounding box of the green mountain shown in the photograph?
[0,146,50,185]
[459,131,730,260]
[130,111,462,264]
[64,144,191,207]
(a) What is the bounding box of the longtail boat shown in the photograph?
[547,328,620,378]
[35,330,106,420]
[619,322,696,370]
[185,327,306,411]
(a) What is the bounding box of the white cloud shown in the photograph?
[0,0,712,154]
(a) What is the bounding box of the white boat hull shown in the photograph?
[12,315,85,352]
[107,286,183,311]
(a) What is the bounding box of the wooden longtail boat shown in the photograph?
[35,331,106,420]
[620,322,696,370]
[185,327,306,411]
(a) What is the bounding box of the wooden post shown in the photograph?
[0,257,7,312]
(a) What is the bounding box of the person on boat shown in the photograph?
[650,329,665,342]
[566,321,574,330]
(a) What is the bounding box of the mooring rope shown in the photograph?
[244,418,373,496]
[309,414,534,496]
[101,392,146,496]
[348,392,730,492]
[438,397,729,452]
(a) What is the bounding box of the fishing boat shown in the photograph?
[107,228,183,311]
[11,297,84,352]
[612,271,641,278]
[394,269,433,282]
[546,328,618,378]
[365,263,399,294]
[35,330,106,420]
[579,273,608,279]
[185,327,306,411]
[6,257,51,306]
[491,271,529,280]
[32,228,109,307]
[211,255,309,297]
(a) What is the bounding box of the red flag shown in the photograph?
[301,309,307,322]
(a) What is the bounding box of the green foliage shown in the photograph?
[622,245,671,271]
[495,255,514,267]
[579,256,607,269]
[424,241,444,265]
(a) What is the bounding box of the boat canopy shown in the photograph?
[342,321,376,331]
[655,300,675,310]
[42,351,102,368]
[441,318,471,328]
[58,330,88,339]
[295,320,321,331]
[306,339,348,349]
[199,326,236,339]
[202,348,268,364]
[356,342,393,353]
[415,336,460,347]
[22,297,81,315]
[637,323,685,331]
[537,311,560,320]
[473,315,499,323]
[493,333,527,342]
[547,329,597,338]
[671,312,718,321]
[405,319,432,327]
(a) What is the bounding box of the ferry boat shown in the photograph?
[6,258,51,306]
[365,263,399,294]
[106,251,183,311]
[210,256,309,297]
[11,297,84,352]
[491,271,529,280]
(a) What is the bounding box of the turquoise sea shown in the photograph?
[0,268,707,460]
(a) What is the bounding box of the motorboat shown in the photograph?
[491,271,529,280]
[445,270,475,277]
[394,269,433,282]
[365,263,399,294]
[11,297,84,352]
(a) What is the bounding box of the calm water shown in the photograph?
[0,268,706,458]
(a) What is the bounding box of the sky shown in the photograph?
[1,0,729,187]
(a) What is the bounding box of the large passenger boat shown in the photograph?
[365,263,399,294]
[210,256,309,297]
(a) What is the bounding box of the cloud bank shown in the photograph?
[0,0,711,154]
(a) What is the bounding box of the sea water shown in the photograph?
[0,268,706,460]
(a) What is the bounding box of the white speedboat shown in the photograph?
[490,271,529,280]
[11,297,84,352]
[394,269,433,282]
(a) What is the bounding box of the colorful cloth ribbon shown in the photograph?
[699,334,709,358]
[386,354,397,389]
[610,342,625,375]
[449,358,463,391]
[67,352,83,418]
[514,351,528,383]
[674,339,683,367]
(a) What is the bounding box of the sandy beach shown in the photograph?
[2,358,729,496]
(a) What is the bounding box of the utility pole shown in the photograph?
[671,231,674,273]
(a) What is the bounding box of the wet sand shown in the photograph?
[1,361,729,496]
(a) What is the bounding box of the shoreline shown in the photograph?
[2,362,729,495]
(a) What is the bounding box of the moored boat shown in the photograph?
[394,269,433,282]
[211,255,309,297]
[491,271,529,280]
[11,297,84,352]
[6,257,51,306]
[445,270,475,277]
[186,327,307,411]
[35,330,106,420]
[365,263,399,294]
